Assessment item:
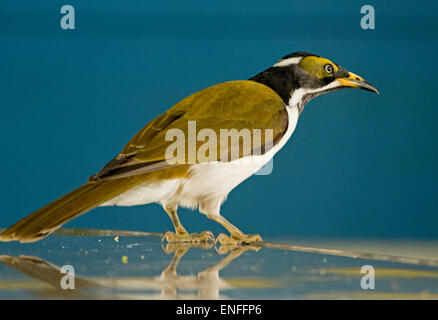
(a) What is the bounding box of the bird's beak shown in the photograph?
[337,72,379,94]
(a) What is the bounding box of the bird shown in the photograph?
[0,51,378,244]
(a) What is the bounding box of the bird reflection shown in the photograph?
[0,243,260,299]
[0,255,93,299]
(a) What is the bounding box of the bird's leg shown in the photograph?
[206,213,262,245]
[162,206,214,243]
[165,205,188,235]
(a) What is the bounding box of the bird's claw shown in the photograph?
[162,241,214,254]
[161,230,215,244]
[215,232,262,245]
[214,233,262,254]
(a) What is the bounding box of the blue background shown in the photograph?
[0,0,437,239]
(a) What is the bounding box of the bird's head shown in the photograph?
[250,51,379,112]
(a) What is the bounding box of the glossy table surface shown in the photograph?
[1,228,437,299]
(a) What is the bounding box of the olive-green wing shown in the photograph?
[90,80,288,181]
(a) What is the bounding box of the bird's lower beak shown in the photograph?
[337,72,379,94]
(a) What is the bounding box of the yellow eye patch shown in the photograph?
[299,56,339,79]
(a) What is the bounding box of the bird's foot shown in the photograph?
[162,241,214,254]
[215,242,261,255]
[215,233,262,247]
[161,230,215,244]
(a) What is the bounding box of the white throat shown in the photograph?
[288,80,340,112]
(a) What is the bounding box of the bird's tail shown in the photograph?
[0,178,141,243]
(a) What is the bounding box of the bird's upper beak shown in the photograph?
[337,71,379,94]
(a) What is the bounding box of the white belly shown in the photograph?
[101,105,299,214]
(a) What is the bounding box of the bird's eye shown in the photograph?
[324,64,334,74]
